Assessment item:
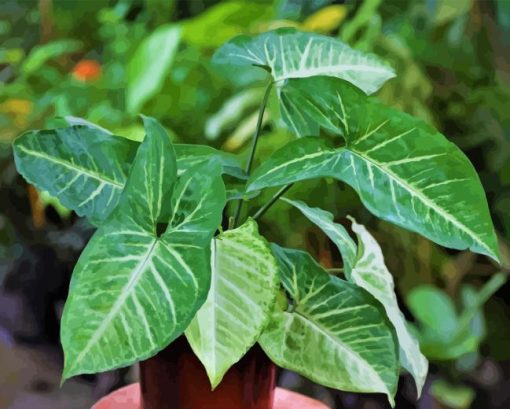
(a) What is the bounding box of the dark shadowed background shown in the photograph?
[1,0,509,408]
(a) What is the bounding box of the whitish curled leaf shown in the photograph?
[348,218,428,397]
[259,245,399,406]
[248,76,499,261]
[13,124,244,225]
[186,219,279,388]
[213,28,394,94]
[61,117,226,379]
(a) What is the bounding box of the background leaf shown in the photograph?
[126,25,181,113]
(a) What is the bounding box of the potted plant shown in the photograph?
[12,28,500,408]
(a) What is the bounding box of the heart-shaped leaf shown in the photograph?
[61,117,226,379]
[248,76,499,261]
[260,245,399,406]
[13,124,243,225]
[185,219,279,388]
[213,28,394,94]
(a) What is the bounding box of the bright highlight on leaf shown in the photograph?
[213,28,395,94]
[60,117,226,379]
[186,219,279,388]
[248,76,500,261]
[260,245,399,406]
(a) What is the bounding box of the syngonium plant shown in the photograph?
[12,28,500,405]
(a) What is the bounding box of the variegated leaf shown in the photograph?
[282,198,428,395]
[348,218,428,396]
[13,124,243,225]
[185,219,279,388]
[260,245,399,406]
[283,198,357,274]
[61,117,226,379]
[248,77,499,261]
[213,28,394,94]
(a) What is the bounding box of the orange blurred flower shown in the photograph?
[72,59,102,82]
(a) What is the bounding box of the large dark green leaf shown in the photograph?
[186,219,279,388]
[13,125,244,225]
[248,77,499,261]
[213,28,394,94]
[259,245,398,405]
[61,117,226,379]
[13,126,138,225]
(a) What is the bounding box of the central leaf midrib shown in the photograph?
[17,145,125,189]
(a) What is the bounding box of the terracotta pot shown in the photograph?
[92,384,329,409]
[92,338,329,409]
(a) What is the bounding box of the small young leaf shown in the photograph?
[248,76,500,261]
[60,117,226,379]
[260,245,399,406]
[213,28,394,94]
[186,219,279,388]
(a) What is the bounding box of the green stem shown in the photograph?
[253,184,294,220]
[232,81,273,227]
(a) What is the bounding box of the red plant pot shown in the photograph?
[92,338,329,409]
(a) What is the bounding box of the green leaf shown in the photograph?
[13,125,244,225]
[185,219,279,388]
[348,218,428,397]
[61,117,226,379]
[260,245,398,405]
[213,28,394,94]
[248,76,500,261]
[282,198,428,395]
[282,198,357,275]
[126,25,181,113]
[21,39,82,76]
[13,126,138,225]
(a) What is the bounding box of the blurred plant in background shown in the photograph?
[0,1,509,408]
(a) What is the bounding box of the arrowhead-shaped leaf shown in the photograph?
[259,245,399,406]
[13,125,138,225]
[283,199,428,395]
[348,219,428,397]
[13,124,243,225]
[185,219,279,388]
[213,28,394,94]
[248,76,499,261]
[61,117,226,379]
